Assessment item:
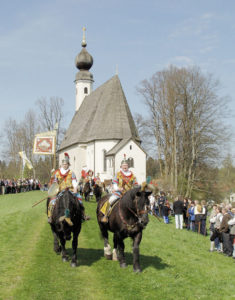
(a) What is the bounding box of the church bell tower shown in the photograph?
[74,27,94,111]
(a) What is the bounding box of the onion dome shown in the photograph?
[75,27,93,71]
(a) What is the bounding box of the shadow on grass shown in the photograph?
[66,247,169,271]
[125,252,170,271]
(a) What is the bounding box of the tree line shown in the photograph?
[1,65,234,199]
[0,97,65,183]
[136,65,233,201]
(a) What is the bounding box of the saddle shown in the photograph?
[100,198,119,217]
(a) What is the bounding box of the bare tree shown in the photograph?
[137,65,229,196]
[36,97,65,149]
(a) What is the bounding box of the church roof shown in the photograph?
[59,75,140,150]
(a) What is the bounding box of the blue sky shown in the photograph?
[0,0,235,159]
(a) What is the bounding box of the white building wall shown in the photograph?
[58,144,86,180]
[87,142,95,173]
[75,79,93,111]
[94,140,118,181]
[115,140,146,184]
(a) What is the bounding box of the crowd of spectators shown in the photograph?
[0,178,41,194]
[149,191,235,260]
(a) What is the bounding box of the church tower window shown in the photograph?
[84,87,88,94]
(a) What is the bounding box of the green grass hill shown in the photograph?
[0,191,234,300]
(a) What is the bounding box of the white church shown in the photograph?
[58,31,146,183]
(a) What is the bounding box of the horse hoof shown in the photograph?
[133,268,142,273]
[62,257,69,262]
[120,262,127,268]
[71,262,77,267]
[104,254,112,260]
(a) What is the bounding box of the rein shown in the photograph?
[118,195,150,231]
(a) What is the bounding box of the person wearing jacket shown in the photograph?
[188,201,195,231]
[220,207,233,256]
[210,206,223,252]
[228,207,235,259]
[173,196,184,229]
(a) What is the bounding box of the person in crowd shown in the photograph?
[149,193,156,215]
[173,195,184,229]
[162,200,171,224]
[200,200,208,236]
[0,179,5,195]
[188,201,195,231]
[228,207,235,260]
[183,197,189,228]
[210,206,223,252]
[194,200,203,233]
[158,191,166,217]
[209,204,220,250]
[220,207,233,256]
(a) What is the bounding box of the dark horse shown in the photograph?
[83,181,92,201]
[47,190,83,267]
[97,185,152,272]
[93,183,102,202]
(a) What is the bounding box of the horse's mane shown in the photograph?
[55,190,80,217]
[121,187,141,208]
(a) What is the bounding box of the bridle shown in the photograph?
[118,194,150,230]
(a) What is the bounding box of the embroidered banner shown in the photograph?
[33,136,55,155]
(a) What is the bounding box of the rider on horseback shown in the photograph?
[101,155,138,223]
[48,153,89,223]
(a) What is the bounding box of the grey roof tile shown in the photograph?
[59,75,140,150]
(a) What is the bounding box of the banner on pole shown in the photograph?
[33,135,56,155]
[19,151,33,169]
[33,127,57,155]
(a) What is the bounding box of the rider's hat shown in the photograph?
[62,152,70,165]
[121,154,129,166]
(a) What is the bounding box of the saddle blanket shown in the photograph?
[100,199,119,216]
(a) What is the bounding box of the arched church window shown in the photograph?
[128,157,134,168]
[103,150,107,172]
[130,145,132,150]
[84,87,88,94]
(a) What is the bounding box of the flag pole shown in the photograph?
[53,123,58,170]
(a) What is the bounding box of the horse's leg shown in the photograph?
[99,222,112,260]
[117,237,126,268]
[112,233,118,261]
[132,231,142,272]
[59,234,69,262]
[71,229,79,267]
[50,227,61,254]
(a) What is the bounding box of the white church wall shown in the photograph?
[58,144,86,180]
[94,140,118,181]
[87,142,95,173]
[115,140,146,184]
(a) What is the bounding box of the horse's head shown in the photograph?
[128,183,153,228]
[54,190,78,240]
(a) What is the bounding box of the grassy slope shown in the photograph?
[0,192,235,300]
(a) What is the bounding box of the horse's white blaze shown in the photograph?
[104,244,112,256]
[112,248,118,261]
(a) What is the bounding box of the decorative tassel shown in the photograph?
[65,208,70,218]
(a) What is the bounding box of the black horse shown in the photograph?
[47,190,83,267]
[97,184,152,272]
[83,181,93,201]
[93,183,102,202]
